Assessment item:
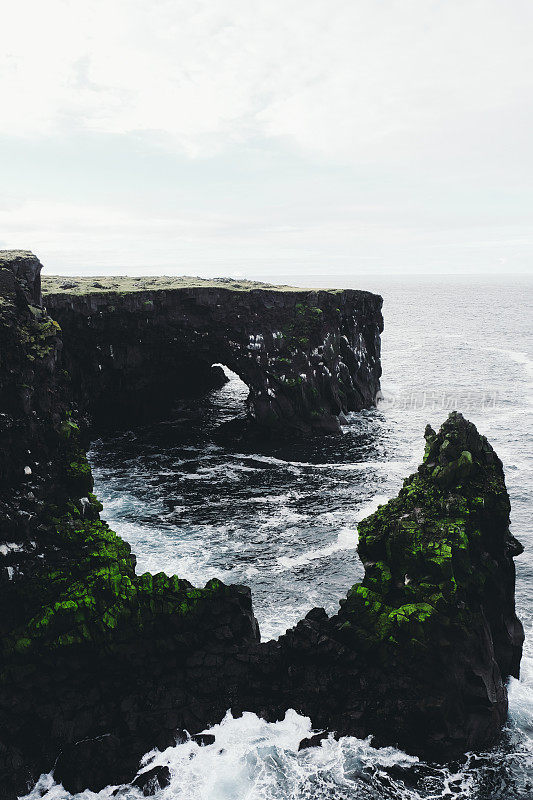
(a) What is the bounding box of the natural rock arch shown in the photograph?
[42,273,383,434]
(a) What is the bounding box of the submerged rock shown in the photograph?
[0,253,524,798]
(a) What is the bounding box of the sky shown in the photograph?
[1,0,532,279]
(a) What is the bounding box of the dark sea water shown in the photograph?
[27,276,533,799]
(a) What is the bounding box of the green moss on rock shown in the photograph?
[339,412,517,652]
[2,509,229,664]
[282,302,325,353]
[0,387,232,672]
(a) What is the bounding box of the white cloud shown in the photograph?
[1,1,532,274]
[2,1,532,162]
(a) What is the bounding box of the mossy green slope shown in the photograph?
[3,510,225,663]
[2,441,228,671]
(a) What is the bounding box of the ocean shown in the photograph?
[26,275,533,799]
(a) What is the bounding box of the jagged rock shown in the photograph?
[254,413,524,755]
[0,253,523,798]
[132,765,171,795]
[298,731,329,750]
[247,411,524,759]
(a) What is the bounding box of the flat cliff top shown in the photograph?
[42,274,344,296]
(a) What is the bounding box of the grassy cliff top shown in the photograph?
[41,274,337,296]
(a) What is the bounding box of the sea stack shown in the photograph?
[251,411,524,759]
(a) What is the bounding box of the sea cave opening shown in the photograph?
[208,363,250,424]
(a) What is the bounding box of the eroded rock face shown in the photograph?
[0,256,524,798]
[43,277,383,433]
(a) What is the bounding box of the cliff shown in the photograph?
[42,272,383,434]
[0,252,524,797]
[0,253,261,795]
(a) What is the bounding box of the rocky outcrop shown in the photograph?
[0,254,523,798]
[0,250,41,306]
[241,412,524,759]
[42,274,383,433]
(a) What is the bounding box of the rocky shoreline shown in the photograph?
[0,251,524,798]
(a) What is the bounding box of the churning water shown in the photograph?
[26,276,533,799]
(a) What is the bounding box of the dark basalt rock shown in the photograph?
[0,250,42,306]
[131,765,171,795]
[298,731,329,751]
[42,273,383,434]
[190,733,216,746]
[0,253,524,799]
[55,735,131,794]
[241,411,524,760]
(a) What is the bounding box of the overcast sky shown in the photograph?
[1,0,532,278]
